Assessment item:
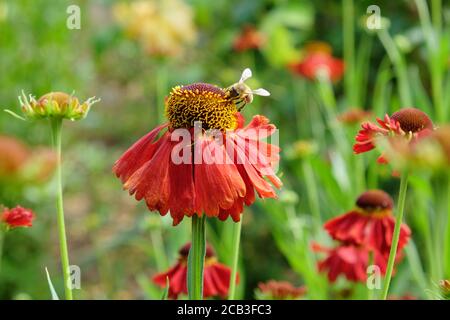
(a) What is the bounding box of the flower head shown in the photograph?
[113,69,280,225]
[1,206,35,228]
[152,242,235,299]
[18,91,100,121]
[353,107,433,163]
[312,242,388,283]
[324,190,411,255]
[233,25,266,52]
[289,45,344,82]
[256,280,306,300]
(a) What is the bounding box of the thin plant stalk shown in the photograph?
[302,160,321,226]
[187,214,206,300]
[0,230,3,274]
[150,228,168,271]
[228,219,242,300]
[376,28,412,106]
[381,171,409,299]
[342,0,357,106]
[50,118,73,300]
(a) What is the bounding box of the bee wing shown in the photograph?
[252,88,270,96]
[239,68,252,83]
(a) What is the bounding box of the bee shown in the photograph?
[225,68,270,111]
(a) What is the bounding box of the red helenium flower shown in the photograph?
[324,190,411,255]
[289,52,345,82]
[312,242,388,283]
[233,25,266,52]
[1,206,35,228]
[152,243,236,299]
[113,81,281,226]
[353,107,434,163]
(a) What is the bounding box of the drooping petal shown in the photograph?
[194,137,246,217]
[113,123,167,182]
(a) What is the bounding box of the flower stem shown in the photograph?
[302,160,321,226]
[381,171,409,299]
[187,214,206,300]
[0,230,4,274]
[228,219,242,300]
[343,0,357,106]
[50,118,73,300]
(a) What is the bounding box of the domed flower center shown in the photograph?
[179,243,215,260]
[391,108,433,133]
[165,83,238,130]
[356,190,393,213]
[38,92,79,108]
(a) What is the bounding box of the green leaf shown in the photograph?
[161,276,170,300]
[45,267,60,300]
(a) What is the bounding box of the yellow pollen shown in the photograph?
[165,83,238,130]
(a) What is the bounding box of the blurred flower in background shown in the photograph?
[255,280,306,300]
[324,190,411,255]
[1,206,35,229]
[152,243,235,299]
[289,42,345,82]
[338,109,373,126]
[233,25,266,52]
[113,0,197,57]
[0,135,56,184]
[313,242,388,283]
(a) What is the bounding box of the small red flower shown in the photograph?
[1,206,35,228]
[324,190,411,255]
[257,280,306,300]
[233,25,266,52]
[152,243,236,299]
[312,242,388,283]
[353,108,434,163]
[289,52,345,82]
[113,78,281,226]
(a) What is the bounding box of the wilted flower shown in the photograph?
[233,25,266,52]
[18,91,99,121]
[439,280,450,299]
[113,69,281,225]
[289,42,345,82]
[256,280,306,300]
[353,107,434,164]
[1,206,35,228]
[153,243,236,299]
[324,190,411,255]
[113,0,197,57]
[338,109,373,125]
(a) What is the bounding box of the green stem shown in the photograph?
[150,228,168,271]
[187,214,206,300]
[228,219,242,300]
[415,0,444,123]
[381,171,409,299]
[343,0,357,106]
[444,172,450,278]
[0,230,4,275]
[50,118,73,300]
[377,29,412,106]
[302,160,321,226]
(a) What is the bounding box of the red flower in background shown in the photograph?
[113,77,281,226]
[257,280,306,300]
[1,206,35,228]
[353,107,434,164]
[289,51,345,82]
[233,25,266,52]
[153,243,236,299]
[312,243,388,283]
[324,190,411,256]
